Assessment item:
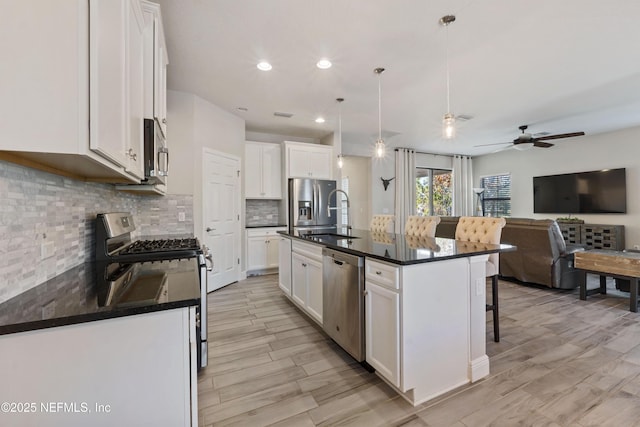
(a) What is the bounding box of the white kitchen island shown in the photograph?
[279,229,515,406]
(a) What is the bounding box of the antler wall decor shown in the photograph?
[381,177,395,191]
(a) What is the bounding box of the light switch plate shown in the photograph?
[41,241,55,260]
[178,212,186,222]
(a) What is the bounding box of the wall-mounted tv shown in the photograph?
[533,168,627,214]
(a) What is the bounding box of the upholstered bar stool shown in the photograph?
[404,215,441,238]
[370,215,395,233]
[455,216,507,342]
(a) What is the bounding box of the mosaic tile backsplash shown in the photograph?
[246,199,283,226]
[0,160,194,304]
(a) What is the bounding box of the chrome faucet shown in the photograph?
[327,188,351,233]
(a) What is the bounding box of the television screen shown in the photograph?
[533,168,626,214]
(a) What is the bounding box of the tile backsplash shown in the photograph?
[0,161,194,304]
[246,199,283,226]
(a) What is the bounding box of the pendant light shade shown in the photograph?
[374,67,386,158]
[443,113,456,139]
[440,15,456,140]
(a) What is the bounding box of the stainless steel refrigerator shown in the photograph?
[289,178,337,229]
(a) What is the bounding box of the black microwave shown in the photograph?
[143,118,168,184]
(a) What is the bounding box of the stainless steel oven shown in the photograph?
[96,212,212,369]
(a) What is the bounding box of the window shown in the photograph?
[481,173,511,217]
[416,168,452,216]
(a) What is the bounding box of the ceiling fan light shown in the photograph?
[442,113,456,139]
[513,142,534,151]
[375,138,386,158]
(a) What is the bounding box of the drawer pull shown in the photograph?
[302,263,307,267]
[375,271,382,275]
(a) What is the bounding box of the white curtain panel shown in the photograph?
[452,155,474,216]
[394,148,416,233]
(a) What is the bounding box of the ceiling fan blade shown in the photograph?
[533,141,554,148]
[535,132,585,141]
[474,142,512,147]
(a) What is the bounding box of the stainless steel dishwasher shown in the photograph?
[322,248,365,362]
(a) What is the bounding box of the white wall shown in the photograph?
[473,125,640,246]
[343,144,455,223]
[340,156,371,229]
[166,89,245,256]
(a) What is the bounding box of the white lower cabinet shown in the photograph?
[0,308,197,426]
[365,281,400,387]
[278,237,292,295]
[290,241,323,325]
[364,256,475,405]
[246,228,285,274]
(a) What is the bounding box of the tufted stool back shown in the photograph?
[456,216,506,342]
[455,216,506,276]
[370,215,395,233]
[404,215,441,238]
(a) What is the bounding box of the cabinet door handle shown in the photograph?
[206,227,215,232]
[302,263,307,267]
[375,271,382,275]
[162,118,167,124]
[363,290,368,297]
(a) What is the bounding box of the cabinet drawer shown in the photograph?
[366,259,400,290]
[292,240,323,262]
[247,227,286,238]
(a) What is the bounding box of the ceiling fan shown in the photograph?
[477,125,585,151]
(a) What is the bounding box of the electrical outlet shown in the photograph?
[178,212,186,222]
[475,278,484,296]
[41,241,55,260]
[634,244,640,250]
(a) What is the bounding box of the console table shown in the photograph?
[574,250,640,312]
[557,223,625,250]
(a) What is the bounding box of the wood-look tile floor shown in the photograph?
[198,274,640,426]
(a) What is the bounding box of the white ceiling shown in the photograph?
[154,0,640,156]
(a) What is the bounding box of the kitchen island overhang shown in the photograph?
[279,227,516,406]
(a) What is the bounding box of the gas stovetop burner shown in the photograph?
[119,238,200,255]
[96,213,203,263]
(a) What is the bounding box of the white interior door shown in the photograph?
[203,149,240,292]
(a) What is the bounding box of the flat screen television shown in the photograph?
[533,168,627,214]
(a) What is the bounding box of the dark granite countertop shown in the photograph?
[0,258,201,336]
[279,227,516,265]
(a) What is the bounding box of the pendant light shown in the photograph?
[374,67,386,158]
[336,98,344,168]
[440,15,456,140]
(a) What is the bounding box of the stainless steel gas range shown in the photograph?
[96,212,212,370]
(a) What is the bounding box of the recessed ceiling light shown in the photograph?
[257,61,272,71]
[315,117,325,124]
[316,59,332,69]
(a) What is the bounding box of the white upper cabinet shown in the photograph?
[141,0,168,138]
[0,0,160,182]
[245,142,282,199]
[285,141,333,180]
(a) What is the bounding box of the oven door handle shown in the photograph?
[203,245,214,271]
